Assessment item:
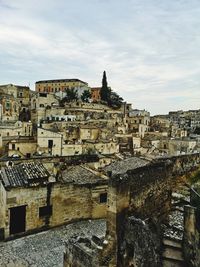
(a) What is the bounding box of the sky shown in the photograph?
[0,0,200,115]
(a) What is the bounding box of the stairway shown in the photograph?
[162,186,190,267]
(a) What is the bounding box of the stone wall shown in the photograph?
[50,183,107,226]
[0,181,6,239]
[1,181,108,239]
[119,217,162,267]
[183,204,200,266]
[4,186,48,238]
[105,153,200,266]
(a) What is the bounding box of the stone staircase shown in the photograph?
[162,186,190,267]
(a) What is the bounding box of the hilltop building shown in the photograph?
[35,79,88,94]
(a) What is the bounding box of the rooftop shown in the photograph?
[104,156,149,176]
[0,84,29,89]
[61,165,107,185]
[35,79,88,85]
[0,219,106,267]
[0,162,50,188]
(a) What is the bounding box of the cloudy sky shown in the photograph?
[0,0,200,114]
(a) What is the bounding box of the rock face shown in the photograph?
[183,204,200,267]
[64,235,101,267]
[119,216,162,267]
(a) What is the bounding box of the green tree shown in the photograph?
[99,70,123,109]
[109,91,123,109]
[60,88,78,106]
[100,71,111,102]
[81,90,91,102]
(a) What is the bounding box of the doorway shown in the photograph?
[9,205,26,235]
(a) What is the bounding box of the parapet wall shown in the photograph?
[110,153,200,216]
[106,153,200,266]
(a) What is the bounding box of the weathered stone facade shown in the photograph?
[104,154,200,266]
[0,162,108,240]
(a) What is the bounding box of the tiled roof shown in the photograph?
[104,157,149,176]
[61,165,106,185]
[35,79,88,85]
[0,162,50,188]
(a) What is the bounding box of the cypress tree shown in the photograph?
[100,71,110,102]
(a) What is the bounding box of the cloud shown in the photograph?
[0,0,200,114]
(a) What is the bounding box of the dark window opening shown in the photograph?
[0,228,5,241]
[10,205,26,235]
[12,144,15,150]
[48,140,53,148]
[39,93,47,97]
[39,206,52,218]
[100,193,107,203]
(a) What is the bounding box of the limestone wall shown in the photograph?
[50,183,107,226]
[0,181,6,237]
[105,153,200,266]
[5,186,48,238]
[2,181,107,239]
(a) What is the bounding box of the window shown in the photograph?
[48,140,53,148]
[39,206,52,217]
[100,193,107,203]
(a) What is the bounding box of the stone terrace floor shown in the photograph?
[0,219,106,267]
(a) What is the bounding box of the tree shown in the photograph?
[100,71,111,102]
[60,88,78,106]
[100,70,123,109]
[81,90,91,103]
[109,91,123,109]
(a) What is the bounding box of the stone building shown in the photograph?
[0,94,19,122]
[0,121,33,156]
[37,128,63,156]
[127,109,150,137]
[7,138,37,158]
[63,154,200,267]
[0,162,108,240]
[80,125,99,141]
[35,79,88,94]
[31,92,59,110]
[0,84,30,108]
